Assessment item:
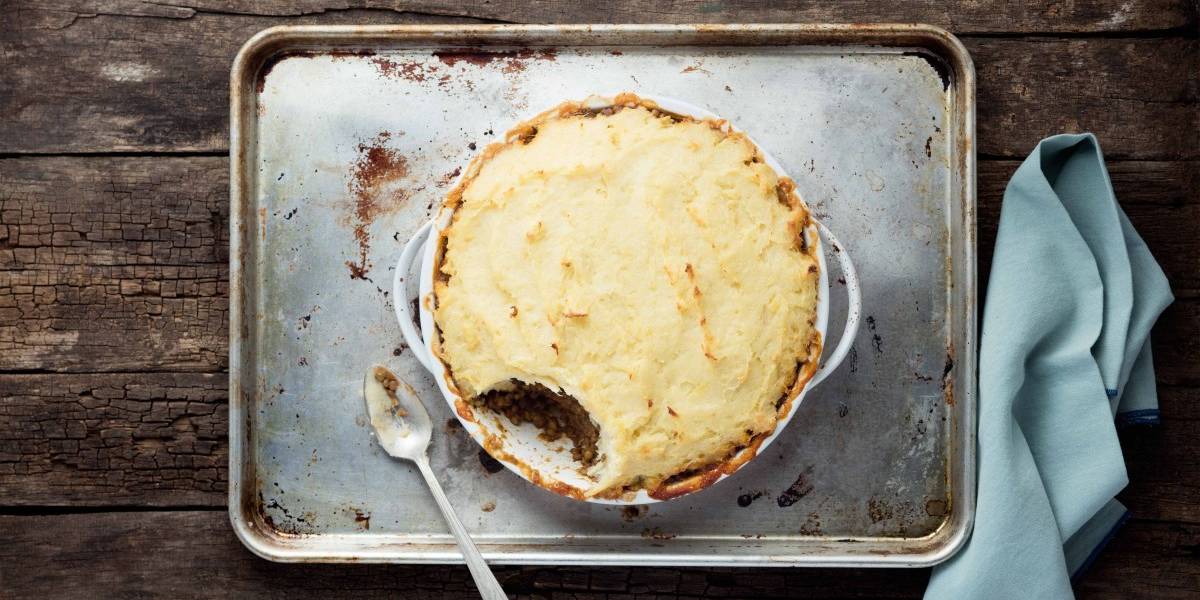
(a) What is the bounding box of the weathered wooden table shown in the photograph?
[2,2,1197,598]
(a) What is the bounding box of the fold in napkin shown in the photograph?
[926,134,1173,599]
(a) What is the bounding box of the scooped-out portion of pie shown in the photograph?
[433,94,821,499]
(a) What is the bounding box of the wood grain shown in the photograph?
[2,4,1196,157]
[1075,520,1200,600]
[0,510,1194,599]
[1121,387,1200,524]
[164,0,1200,32]
[0,509,920,599]
[12,0,1196,33]
[969,38,1200,161]
[0,378,1195,518]
[3,156,1195,373]
[0,4,491,155]
[0,373,227,506]
[1,2,1197,596]
[1153,302,1200,389]
[0,157,228,373]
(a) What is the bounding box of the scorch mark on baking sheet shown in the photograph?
[900,51,952,90]
[346,132,409,280]
[866,315,883,353]
[478,448,504,474]
[256,50,376,94]
[736,490,764,507]
[777,465,814,507]
[258,490,317,536]
[620,505,648,521]
[432,47,557,74]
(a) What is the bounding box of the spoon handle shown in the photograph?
[415,456,507,600]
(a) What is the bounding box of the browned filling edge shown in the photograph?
[502,97,695,148]
[474,381,600,466]
[430,93,823,500]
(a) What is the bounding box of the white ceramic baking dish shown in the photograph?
[395,94,861,504]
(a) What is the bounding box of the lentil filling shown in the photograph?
[475,381,600,466]
[372,366,407,417]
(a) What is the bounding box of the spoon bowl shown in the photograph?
[364,366,432,459]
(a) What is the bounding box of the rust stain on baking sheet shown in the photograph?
[868,498,894,523]
[641,527,676,540]
[925,498,948,517]
[681,61,712,75]
[433,47,557,73]
[799,512,823,535]
[346,131,409,280]
[942,350,956,406]
[352,508,371,530]
[436,166,462,188]
[371,57,436,82]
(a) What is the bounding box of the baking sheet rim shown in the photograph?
[227,22,977,567]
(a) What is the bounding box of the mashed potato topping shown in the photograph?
[434,96,820,497]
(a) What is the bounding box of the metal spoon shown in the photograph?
[364,365,507,600]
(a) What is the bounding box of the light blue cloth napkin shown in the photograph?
[925,134,1173,599]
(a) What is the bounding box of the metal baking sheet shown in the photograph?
[229,24,976,566]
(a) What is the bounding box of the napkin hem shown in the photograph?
[1116,408,1161,428]
[1069,509,1130,583]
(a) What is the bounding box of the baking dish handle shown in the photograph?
[393,220,436,373]
[809,221,862,387]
